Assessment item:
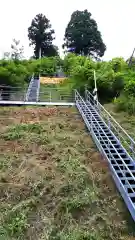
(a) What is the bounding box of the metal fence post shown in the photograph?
[74,89,77,103]
[49,91,52,102]
[130,141,134,157]
[108,116,111,129]
[90,115,92,133]
[85,85,87,101]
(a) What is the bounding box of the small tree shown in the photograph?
[11,39,24,60]
[3,52,10,60]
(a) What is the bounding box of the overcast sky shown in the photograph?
[0,0,134,60]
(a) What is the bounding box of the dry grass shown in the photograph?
[0,106,135,240]
[40,77,65,84]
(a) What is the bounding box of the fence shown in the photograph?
[0,86,74,104]
[0,86,27,101]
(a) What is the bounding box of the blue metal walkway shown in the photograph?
[25,76,40,102]
[75,90,135,221]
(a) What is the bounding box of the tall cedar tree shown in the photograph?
[28,14,58,58]
[63,9,106,59]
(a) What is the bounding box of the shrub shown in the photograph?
[0,56,62,87]
[62,54,127,102]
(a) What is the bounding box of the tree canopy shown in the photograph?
[63,9,106,59]
[28,13,58,58]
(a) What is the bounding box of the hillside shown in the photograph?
[0,106,135,240]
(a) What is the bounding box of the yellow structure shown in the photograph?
[40,77,66,84]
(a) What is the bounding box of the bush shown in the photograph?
[0,56,62,87]
[124,79,135,97]
[62,54,128,103]
[0,57,61,100]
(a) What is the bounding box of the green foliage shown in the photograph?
[52,229,102,240]
[3,210,29,237]
[63,9,106,58]
[115,95,135,115]
[28,13,58,58]
[62,54,128,102]
[0,61,27,89]
[0,56,61,89]
[1,51,135,115]
[34,56,61,76]
[124,79,135,97]
[114,68,135,114]
[2,123,44,140]
[62,54,95,96]
[110,57,127,72]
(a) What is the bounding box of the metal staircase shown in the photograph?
[75,89,135,221]
[25,75,40,102]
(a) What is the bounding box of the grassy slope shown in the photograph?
[104,103,135,139]
[0,106,135,240]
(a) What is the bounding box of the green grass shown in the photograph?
[0,106,135,239]
[39,83,73,102]
[104,103,135,139]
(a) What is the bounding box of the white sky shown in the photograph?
[0,0,135,60]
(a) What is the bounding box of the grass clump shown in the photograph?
[50,228,102,240]
[1,210,29,238]
[1,123,44,141]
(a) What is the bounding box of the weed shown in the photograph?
[0,157,11,171]
[1,123,45,141]
[50,228,102,240]
[1,209,29,238]
[59,187,97,214]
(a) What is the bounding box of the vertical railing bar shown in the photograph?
[50,90,52,102]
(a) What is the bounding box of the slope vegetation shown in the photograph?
[0,106,134,240]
